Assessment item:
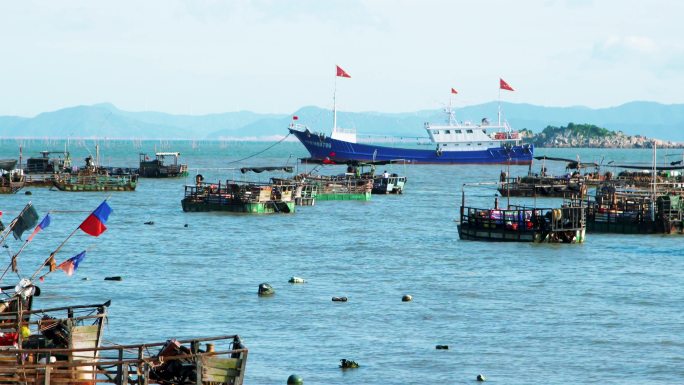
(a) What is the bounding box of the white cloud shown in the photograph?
[598,35,659,56]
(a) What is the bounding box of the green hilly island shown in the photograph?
[524,123,677,148]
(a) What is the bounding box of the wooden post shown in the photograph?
[44,365,51,385]
[116,348,123,385]
[195,355,202,385]
[121,363,129,385]
[143,361,150,385]
[234,350,248,385]
[138,347,145,385]
[191,339,201,385]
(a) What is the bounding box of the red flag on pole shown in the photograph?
[499,78,514,91]
[336,65,351,78]
[451,88,458,94]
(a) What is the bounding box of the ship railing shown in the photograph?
[289,122,310,132]
[185,180,296,203]
[586,201,653,224]
[0,335,247,385]
[55,174,137,186]
[305,175,372,194]
[0,302,109,365]
[460,205,585,233]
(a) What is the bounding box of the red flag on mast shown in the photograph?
[79,201,112,237]
[499,78,514,91]
[451,88,458,94]
[336,65,351,78]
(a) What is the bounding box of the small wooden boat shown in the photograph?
[52,156,137,192]
[0,295,247,384]
[304,174,372,201]
[372,173,407,194]
[8,334,247,385]
[272,177,318,206]
[0,280,108,383]
[139,152,189,178]
[24,151,71,174]
[0,159,18,172]
[23,150,73,187]
[301,159,408,195]
[586,185,684,234]
[0,170,25,194]
[458,184,586,243]
[182,175,296,214]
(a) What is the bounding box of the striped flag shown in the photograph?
[58,251,86,276]
[27,214,51,242]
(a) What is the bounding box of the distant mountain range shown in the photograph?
[1,101,683,142]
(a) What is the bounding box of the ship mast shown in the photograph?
[333,73,338,131]
[448,91,455,126]
[497,85,501,126]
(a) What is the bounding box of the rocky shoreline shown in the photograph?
[523,123,683,148]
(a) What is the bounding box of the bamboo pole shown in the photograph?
[0,203,35,282]
[30,196,110,280]
[0,203,32,246]
[2,211,51,279]
[30,226,79,280]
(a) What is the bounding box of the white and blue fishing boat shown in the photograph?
[289,76,533,164]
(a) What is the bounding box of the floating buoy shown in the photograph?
[332,296,348,302]
[184,224,189,228]
[402,294,413,302]
[258,283,275,296]
[287,374,303,385]
[288,276,305,283]
[24,191,32,195]
[477,374,486,381]
[104,276,123,281]
[339,359,359,369]
[144,221,154,225]
[435,345,449,350]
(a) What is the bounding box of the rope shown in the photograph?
[223,133,291,165]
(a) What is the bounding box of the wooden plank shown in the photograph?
[0,376,37,381]
[49,368,107,375]
[234,350,247,385]
[203,357,240,370]
[72,325,100,333]
[203,365,240,376]
[71,334,100,343]
[202,366,240,378]
[71,325,100,344]
[195,357,201,385]
[203,371,240,382]
[43,378,114,384]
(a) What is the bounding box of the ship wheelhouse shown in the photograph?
[425,119,522,152]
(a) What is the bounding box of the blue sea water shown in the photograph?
[0,139,682,384]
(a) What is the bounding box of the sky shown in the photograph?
[1,0,683,117]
